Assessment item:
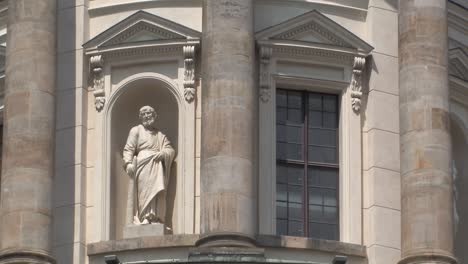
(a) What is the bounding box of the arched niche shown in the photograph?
[106,75,182,240]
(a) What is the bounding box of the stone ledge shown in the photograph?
[88,234,200,255]
[88,234,366,258]
[256,235,366,258]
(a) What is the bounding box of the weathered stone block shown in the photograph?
[123,224,166,239]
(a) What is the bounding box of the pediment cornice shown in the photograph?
[255,10,373,56]
[84,11,201,112]
[255,10,372,110]
[83,10,201,55]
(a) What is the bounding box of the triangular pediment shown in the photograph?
[83,11,201,51]
[450,48,468,81]
[256,10,373,54]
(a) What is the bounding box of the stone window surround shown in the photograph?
[255,10,372,244]
[258,46,365,245]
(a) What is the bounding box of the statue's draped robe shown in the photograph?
[123,125,175,224]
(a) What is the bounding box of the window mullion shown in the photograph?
[303,91,309,237]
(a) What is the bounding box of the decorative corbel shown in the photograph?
[90,55,105,112]
[350,56,366,113]
[259,46,273,102]
[183,45,196,103]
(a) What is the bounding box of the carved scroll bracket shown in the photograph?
[183,45,196,103]
[350,56,365,113]
[259,46,273,103]
[90,55,105,112]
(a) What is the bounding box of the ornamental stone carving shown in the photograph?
[90,55,106,112]
[123,106,175,234]
[259,46,272,103]
[183,45,196,102]
[350,57,366,113]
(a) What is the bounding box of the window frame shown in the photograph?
[258,55,363,244]
[275,89,341,239]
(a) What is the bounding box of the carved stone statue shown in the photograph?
[123,106,175,226]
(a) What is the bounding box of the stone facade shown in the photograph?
[0,0,465,264]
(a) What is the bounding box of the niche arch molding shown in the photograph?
[94,72,196,240]
[84,10,199,241]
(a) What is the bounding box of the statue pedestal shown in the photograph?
[123,224,166,239]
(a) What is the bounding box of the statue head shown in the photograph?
[139,105,157,128]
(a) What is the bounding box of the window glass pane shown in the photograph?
[276,90,340,240]
[276,124,286,142]
[323,206,338,224]
[276,164,287,184]
[308,187,323,205]
[287,125,303,144]
[276,201,288,219]
[288,185,303,203]
[323,95,337,112]
[309,222,337,240]
[288,166,304,185]
[276,184,287,201]
[308,167,338,188]
[287,143,303,161]
[276,142,287,160]
[277,220,287,236]
[276,107,287,124]
[308,146,337,164]
[308,167,320,187]
[323,189,337,207]
[309,94,322,111]
[308,128,337,147]
[288,202,303,220]
[308,205,323,222]
[277,90,287,107]
[308,222,321,238]
[287,91,302,108]
[308,111,322,127]
[323,112,338,128]
[288,221,304,236]
[288,109,303,124]
[320,168,338,189]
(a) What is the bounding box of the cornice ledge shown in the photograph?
[257,40,358,63]
[85,39,200,58]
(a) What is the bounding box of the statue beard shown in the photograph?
[141,118,155,129]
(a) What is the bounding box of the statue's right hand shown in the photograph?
[126,164,136,178]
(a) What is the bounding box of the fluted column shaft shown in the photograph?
[0,0,56,263]
[399,1,456,264]
[199,0,257,247]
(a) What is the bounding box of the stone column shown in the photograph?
[0,0,56,263]
[399,1,456,264]
[198,0,256,247]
